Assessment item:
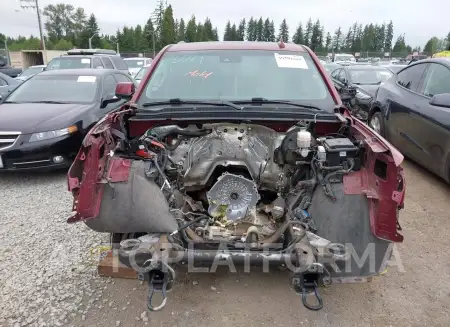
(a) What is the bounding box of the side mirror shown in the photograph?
[115,82,135,101]
[429,93,450,108]
[0,95,3,102]
[101,95,121,108]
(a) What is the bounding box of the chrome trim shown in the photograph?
[13,159,52,165]
[0,131,21,135]
[0,131,22,151]
[0,139,17,143]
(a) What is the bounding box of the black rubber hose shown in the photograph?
[170,215,206,236]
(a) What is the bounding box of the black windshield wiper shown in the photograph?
[233,98,322,110]
[142,98,244,110]
[353,82,381,85]
[28,100,72,104]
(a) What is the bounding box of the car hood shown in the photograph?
[355,84,379,97]
[0,102,93,134]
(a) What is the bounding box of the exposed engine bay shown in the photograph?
[121,122,361,249]
[72,119,402,312]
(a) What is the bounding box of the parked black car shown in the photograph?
[369,58,450,183]
[330,65,393,120]
[45,49,130,75]
[0,69,135,171]
[0,72,21,102]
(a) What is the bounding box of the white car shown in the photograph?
[15,65,46,81]
[333,53,356,64]
[123,57,152,78]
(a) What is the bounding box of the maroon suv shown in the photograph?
[67,41,406,312]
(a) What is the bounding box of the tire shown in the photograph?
[369,111,385,137]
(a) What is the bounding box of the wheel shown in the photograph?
[369,111,385,136]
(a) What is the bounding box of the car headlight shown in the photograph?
[355,91,372,100]
[29,125,78,142]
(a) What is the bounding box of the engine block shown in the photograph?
[169,123,285,190]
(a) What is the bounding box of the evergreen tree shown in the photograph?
[230,24,238,41]
[268,20,276,42]
[247,17,257,41]
[203,18,215,41]
[392,34,407,54]
[134,24,148,51]
[344,27,353,51]
[292,23,304,45]
[144,17,156,51]
[310,20,322,50]
[153,0,166,49]
[223,21,232,41]
[80,14,100,48]
[375,23,385,51]
[177,18,185,42]
[304,18,313,47]
[196,23,205,42]
[212,28,219,41]
[332,27,342,52]
[185,16,197,42]
[263,18,271,41]
[237,19,246,41]
[384,21,394,51]
[256,17,264,41]
[174,19,179,40]
[325,32,332,51]
[160,5,176,47]
[278,19,289,42]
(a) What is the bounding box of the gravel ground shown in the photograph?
[1,160,449,327]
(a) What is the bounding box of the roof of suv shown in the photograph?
[167,41,307,52]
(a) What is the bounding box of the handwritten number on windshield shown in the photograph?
[185,70,213,79]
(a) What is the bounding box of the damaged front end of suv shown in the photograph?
[67,42,405,312]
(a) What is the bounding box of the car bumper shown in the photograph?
[0,133,82,171]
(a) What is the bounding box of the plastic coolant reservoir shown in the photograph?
[297,130,311,157]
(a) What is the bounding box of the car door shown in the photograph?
[384,62,428,156]
[407,63,450,176]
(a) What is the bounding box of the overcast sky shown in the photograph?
[1,0,449,48]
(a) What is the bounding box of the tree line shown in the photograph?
[1,1,450,56]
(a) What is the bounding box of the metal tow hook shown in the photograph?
[146,270,169,311]
[301,280,323,311]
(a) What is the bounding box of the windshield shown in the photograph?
[125,59,146,68]
[139,50,335,111]
[135,66,149,80]
[46,57,91,70]
[349,68,393,84]
[20,67,44,77]
[6,74,99,103]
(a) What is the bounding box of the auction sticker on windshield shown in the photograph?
[274,53,308,69]
[77,76,96,83]
[81,58,90,64]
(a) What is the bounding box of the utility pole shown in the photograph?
[20,0,47,63]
